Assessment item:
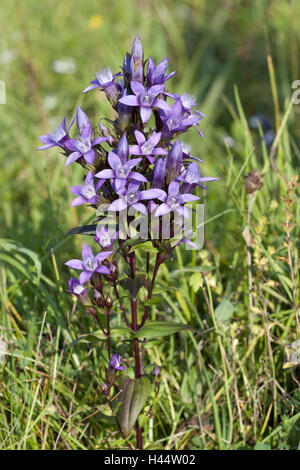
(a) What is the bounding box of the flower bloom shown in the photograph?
[37,116,74,150]
[108,182,165,214]
[109,353,126,371]
[70,171,104,207]
[95,151,146,192]
[118,81,170,124]
[65,244,112,284]
[129,130,167,163]
[154,180,199,219]
[65,107,108,166]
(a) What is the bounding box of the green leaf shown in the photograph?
[143,296,162,306]
[120,274,146,300]
[189,272,203,293]
[120,377,152,437]
[215,297,235,324]
[136,320,196,339]
[65,326,133,349]
[129,241,159,255]
[66,224,97,237]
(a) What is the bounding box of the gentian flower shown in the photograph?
[177,162,219,190]
[146,56,176,87]
[95,151,147,191]
[166,140,183,184]
[151,157,166,189]
[65,107,108,166]
[155,180,199,219]
[109,353,126,371]
[37,116,74,150]
[129,130,167,163]
[118,81,170,124]
[153,365,160,377]
[94,226,119,249]
[130,36,144,83]
[108,182,165,214]
[66,277,88,297]
[160,98,205,138]
[65,244,112,284]
[70,171,104,207]
[82,66,122,106]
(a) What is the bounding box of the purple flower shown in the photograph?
[65,244,112,284]
[95,151,147,192]
[129,130,167,163]
[108,182,165,214]
[146,56,176,87]
[151,157,166,189]
[155,180,199,219]
[153,365,160,377]
[118,81,170,124]
[94,226,119,249]
[130,36,144,83]
[70,171,104,207]
[65,108,108,166]
[82,66,122,106]
[66,277,88,296]
[160,99,205,138]
[37,116,74,150]
[109,353,126,371]
[177,162,219,190]
[166,140,183,184]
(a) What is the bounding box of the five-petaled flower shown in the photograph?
[95,151,147,192]
[155,180,199,219]
[129,130,167,163]
[65,244,112,284]
[65,107,108,166]
[118,81,171,124]
[108,182,165,214]
[37,116,74,150]
[70,171,104,207]
[109,353,126,371]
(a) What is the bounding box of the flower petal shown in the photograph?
[82,244,93,260]
[118,95,139,106]
[131,81,145,95]
[65,151,82,166]
[65,259,83,269]
[140,106,152,124]
[84,149,95,164]
[80,270,93,284]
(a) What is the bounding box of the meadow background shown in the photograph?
[0,0,300,450]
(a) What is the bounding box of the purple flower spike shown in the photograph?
[155,180,199,219]
[70,171,104,207]
[65,244,112,284]
[37,116,74,150]
[95,151,147,192]
[109,353,126,371]
[118,81,171,124]
[130,130,167,163]
[130,36,144,83]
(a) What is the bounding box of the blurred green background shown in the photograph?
[0,0,300,450]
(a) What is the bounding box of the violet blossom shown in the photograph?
[37,116,74,150]
[70,171,104,207]
[118,81,170,124]
[155,180,199,219]
[65,244,112,284]
[129,130,167,163]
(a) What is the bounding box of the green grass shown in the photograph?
[0,0,300,450]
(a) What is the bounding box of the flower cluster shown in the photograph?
[38,37,218,444]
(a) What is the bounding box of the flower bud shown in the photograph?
[166,140,182,184]
[151,158,166,189]
[153,366,160,377]
[130,36,144,83]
